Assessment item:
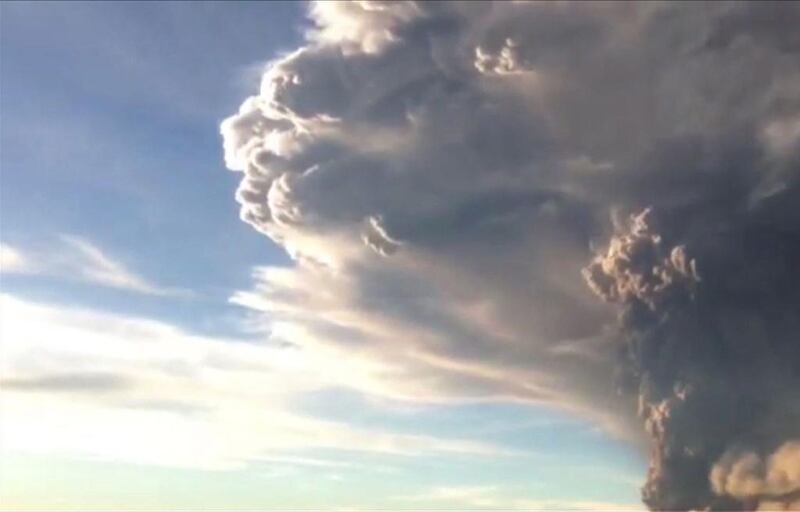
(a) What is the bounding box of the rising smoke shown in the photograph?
[222,2,800,510]
[584,206,800,510]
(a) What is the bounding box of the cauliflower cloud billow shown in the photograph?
[221,2,800,510]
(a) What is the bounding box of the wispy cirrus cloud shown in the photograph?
[0,237,189,297]
[0,293,518,471]
[397,484,645,511]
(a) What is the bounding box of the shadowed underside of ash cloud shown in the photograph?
[584,206,800,511]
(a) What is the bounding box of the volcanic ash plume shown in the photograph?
[220,1,800,510]
[711,442,800,510]
[584,208,800,511]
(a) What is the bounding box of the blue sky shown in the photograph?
[0,2,648,510]
[1,1,300,331]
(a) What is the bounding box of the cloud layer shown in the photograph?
[0,294,511,471]
[220,2,800,509]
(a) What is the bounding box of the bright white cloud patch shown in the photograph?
[398,485,646,511]
[0,244,29,273]
[0,294,515,470]
[307,0,424,55]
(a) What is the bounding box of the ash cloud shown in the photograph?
[584,206,800,510]
[0,372,132,393]
[221,2,800,509]
[711,441,800,510]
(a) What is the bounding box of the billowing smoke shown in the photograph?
[711,441,800,510]
[221,1,800,510]
[584,206,800,510]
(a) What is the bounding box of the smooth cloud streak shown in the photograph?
[398,484,646,511]
[0,236,190,297]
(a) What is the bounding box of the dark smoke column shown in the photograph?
[583,208,800,511]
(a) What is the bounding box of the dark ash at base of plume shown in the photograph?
[584,204,800,511]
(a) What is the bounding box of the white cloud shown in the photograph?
[0,244,30,273]
[509,500,646,511]
[0,236,189,297]
[0,294,517,471]
[307,1,424,55]
[398,485,645,511]
[58,236,189,297]
[475,39,533,76]
[399,485,500,505]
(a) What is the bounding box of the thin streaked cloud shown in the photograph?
[397,485,646,511]
[0,293,520,472]
[0,236,191,297]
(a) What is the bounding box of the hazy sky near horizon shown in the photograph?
[0,2,665,510]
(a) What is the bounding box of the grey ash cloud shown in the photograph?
[584,205,800,510]
[222,2,800,509]
[1,372,132,393]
